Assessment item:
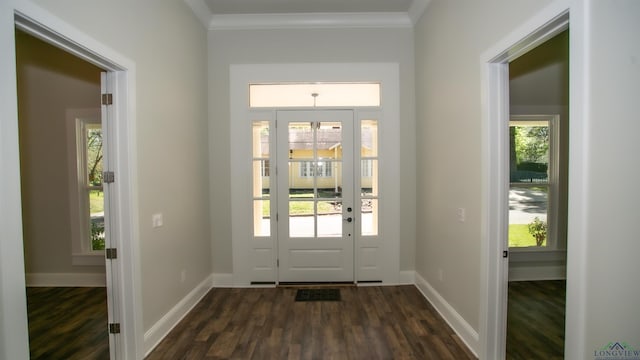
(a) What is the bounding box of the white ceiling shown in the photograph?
[202,0,414,15]
[186,0,430,29]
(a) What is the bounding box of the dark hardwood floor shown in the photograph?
[506,280,566,359]
[26,287,109,360]
[147,285,476,360]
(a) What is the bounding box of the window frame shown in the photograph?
[66,109,105,265]
[508,114,560,250]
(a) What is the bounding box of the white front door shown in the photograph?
[277,110,354,283]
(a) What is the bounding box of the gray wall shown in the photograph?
[31,0,212,331]
[413,0,554,332]
[208,27,417,274]
[16,30,104,276]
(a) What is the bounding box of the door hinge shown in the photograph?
[277,259,279,267]
[109,323,121,334]
[102,93,113,105]
[106,248,117,260]
[103,171,115,184]
[503,250,509,258]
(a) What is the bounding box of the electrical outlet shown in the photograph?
[152,213,163,228]
[456,208,466,223]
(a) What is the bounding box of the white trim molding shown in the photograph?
[208,12,412,30]
[184,0,429,30]
[509,249,567,282]
[144,274,214,356]
[408,0,431,25]
[414,272,479,356]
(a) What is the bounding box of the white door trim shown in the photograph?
[479,1,584,358]
[230,63,401,286]
[0,2,143,359]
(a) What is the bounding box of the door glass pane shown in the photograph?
[289,200,314,237]
[252,121,269,157]
[289,122,313,160]
[250,83,381,107]
[361,159,378,196]
[509,120,550,247]
[317,161,341,199]
[254,199,270,237]
[317,122,342,160]
[361,119,378,237]
[361,120,378,157]
[289,162,314,198]
[318,200,342,237]
[361,199,378,236]
[252,160,270,197]
[252,120,270,237]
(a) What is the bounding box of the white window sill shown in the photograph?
[72,253,105,266]
[509,249,566,263]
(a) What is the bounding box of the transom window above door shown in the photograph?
[249,82,381,107]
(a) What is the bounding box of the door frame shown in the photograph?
[0,2,143,359]
[479,0,587,358]
[230,63,401,286]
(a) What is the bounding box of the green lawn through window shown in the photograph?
[509,223,546,247]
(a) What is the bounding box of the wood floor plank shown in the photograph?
[26,287,109,360]
[506,280,566,359]
[147,285,476,360]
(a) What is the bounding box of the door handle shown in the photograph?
[344,217,353,223]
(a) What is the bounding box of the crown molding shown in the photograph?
[184,0,213,29]
[184,0,428,30]
[208,12,413,30]
[408,0,432,25]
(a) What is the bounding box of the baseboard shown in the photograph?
[212,273,234,287]
[508,265,566,281]
[414,272,479,356]
[26,272,106,287]
[144,274,213,356]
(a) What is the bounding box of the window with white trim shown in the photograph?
[508,115,560,248]
[79,120,105,252]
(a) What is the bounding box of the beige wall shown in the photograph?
[209,27,416,273]
[414,0,554,331]
[16,30,104,276]
[30,0,211,331]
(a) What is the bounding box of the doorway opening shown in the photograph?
[15,28,109,358]
[3,10,143,359]
[479,9,569,360]
[506,29,569,359]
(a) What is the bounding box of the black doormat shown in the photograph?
[295,288,341,302]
